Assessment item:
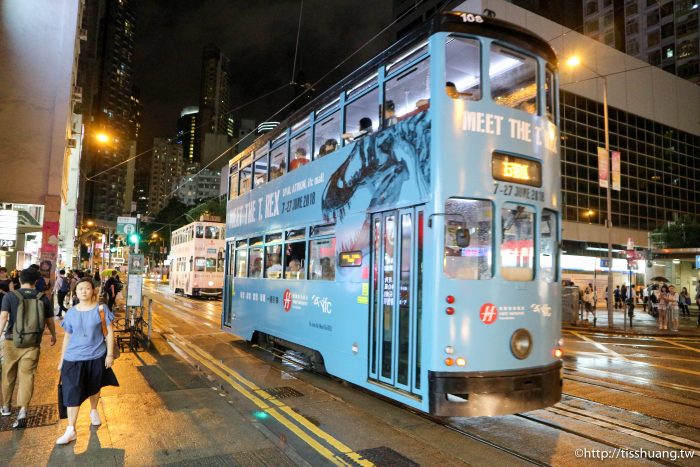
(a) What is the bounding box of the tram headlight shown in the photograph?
[510,328,532,360]
[208,280,214,286]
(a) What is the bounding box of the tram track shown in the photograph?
[146,288,699,465]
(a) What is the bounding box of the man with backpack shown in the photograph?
[53,269,70,318]
[0,268,57,429]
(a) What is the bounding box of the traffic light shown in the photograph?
[128,233,140,245]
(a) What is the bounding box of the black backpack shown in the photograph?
[12,290,46,348]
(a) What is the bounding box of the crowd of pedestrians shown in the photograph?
[569,280,700,331]
[0,264,122,442]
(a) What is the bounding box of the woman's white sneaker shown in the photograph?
[90,409,101,426]
[56,426,76,445]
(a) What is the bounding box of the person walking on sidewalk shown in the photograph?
[53,269,70,318]
[679,287,690,318]
[667,285,680,332]
[56,277,119,445]
[583,285,596,326]
[658,285,669,331]
[0,267,57,428]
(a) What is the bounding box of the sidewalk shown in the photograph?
[0,317,296,466]
[564,304,700,337]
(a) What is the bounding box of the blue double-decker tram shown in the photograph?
[223,12,562,416]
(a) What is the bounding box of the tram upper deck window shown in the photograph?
[387,41,428,74]
[501,203,535,281]
[253,148,268,188]
[343,87,379,143]
[205,226,218,239]
[545,68,555,122]
[444,37,481,100]
[196,225,204,238]
[270,145,287,180]
[540,209,557,283]
[290,131,310,171]
[239,156,253,194]
[314,112,340,159]
[228,162,239,200]
[490,45,537,114]
[384,58,430,126]
[443,198,493,280]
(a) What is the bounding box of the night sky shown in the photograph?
[133,0,395,153]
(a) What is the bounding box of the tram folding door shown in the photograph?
[369,206,423,395]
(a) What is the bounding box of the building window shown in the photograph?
[647,31,660,47]
[585,19,599,34]
[646,10,659,27]
[586,1,598,15]
[660,2,673,16]
[626,20,639,36]
[661,22,674,39]
[625,2,638,15]
[662,44,674,59]
[678,40,698,58]
[627,40,640,55]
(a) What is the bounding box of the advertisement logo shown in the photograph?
[479,303,498,324]
[283,289,293,312]
[311,295,332,314]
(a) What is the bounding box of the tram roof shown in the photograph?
[232,11,557,165]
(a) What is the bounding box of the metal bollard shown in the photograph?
[147,298,153,348]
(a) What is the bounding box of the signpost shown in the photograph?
[116,216,137,236]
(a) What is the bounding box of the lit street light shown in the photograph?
[567,55,614,329]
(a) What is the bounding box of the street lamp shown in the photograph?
[567,55,614,329]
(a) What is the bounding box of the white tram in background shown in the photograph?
[169,221,225,298]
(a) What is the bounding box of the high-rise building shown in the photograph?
[198,44,234,169]
[177,106,200,168]
[582,0,700,83]
[148,138,184,215]
[0,0,84,270]
[175,169,223,206]
[78,0,138,223]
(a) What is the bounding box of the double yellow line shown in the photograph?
[167,334,373,467]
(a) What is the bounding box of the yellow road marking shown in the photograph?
[166,335,350,466]
[656,337,700,355]
[176,336,373,467]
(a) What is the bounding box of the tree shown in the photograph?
[653,217,700,248]
[186,196,226,222]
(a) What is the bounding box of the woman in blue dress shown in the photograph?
[56,277,119,445]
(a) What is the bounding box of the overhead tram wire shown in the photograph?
[88,3,422,186]
[85,83,292,183]
[290,0,304,86]
[145,3,426,218]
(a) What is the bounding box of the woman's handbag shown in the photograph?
[98,305,120,360]
[57,377,67,419]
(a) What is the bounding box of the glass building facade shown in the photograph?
[560,89,700,231]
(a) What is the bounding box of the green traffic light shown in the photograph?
[129,233,140,244]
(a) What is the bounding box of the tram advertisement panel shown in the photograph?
[226,113,431,238]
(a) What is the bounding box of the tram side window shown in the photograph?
[285,241,306,280]
[195,257,206,272]
[205,258,217,272]
[314,112,340,159]
[235,248,248,278]
[205,226,218,239]
[265,244,283,279]
[384,58,430,126]
[540,209,558,283]
[490,45,537,114]
[309,238,336,281]
[240,156,253,194]
[443,198,493,280]
[229,163,239,200]
[270,145,287,180]
[444,37,481,100]
[249,246,263,278]
[501,203,535,281]
[343,87,379,143]
[290,131,310,171]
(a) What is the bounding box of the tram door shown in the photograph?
[369,206,423,395]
